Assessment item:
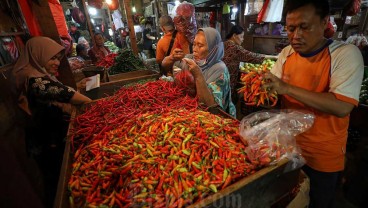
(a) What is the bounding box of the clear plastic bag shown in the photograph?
[239,110,315,169]
[173,1,197,43]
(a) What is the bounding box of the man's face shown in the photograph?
[286,4,328,54]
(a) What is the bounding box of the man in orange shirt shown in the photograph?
[266,0,364,207]
[156,15,190,75]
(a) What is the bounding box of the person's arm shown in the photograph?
[265,45,363,117]
[70,91,91,104]
[156,40,165,64]
[182,58,216,106]
[235,43,265,64]
[146,34,156,41]
[161,48,185,74]
[28,77,91,105]
[264,73,353,117]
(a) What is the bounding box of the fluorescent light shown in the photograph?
[89,8,97,16]
[232,7,238,14]
[132,6,136,13]
[109,29,113,36]
[91,19,95,24]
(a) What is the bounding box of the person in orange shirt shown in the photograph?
[265,0,364,207]
[156,15,190,75]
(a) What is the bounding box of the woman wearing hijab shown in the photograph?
[88,33,111,63]
[223,25,277,103]
[12,36,91,207]
[162,27,236,117]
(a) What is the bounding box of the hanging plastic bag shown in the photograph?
[345,0,361,16]
[244,0,264,16]
[71,8,86,24]
[262,0,284,22]
[88,0,103,9]
[173,1,197,43]
[239,110,315,170]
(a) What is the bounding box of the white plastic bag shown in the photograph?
[239,110,315,169]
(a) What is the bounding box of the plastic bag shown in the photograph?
[174,68,196,96]
[244,0,264,15]
[239,110,315,169]
[173,1,197,43]
[345,0,361,16]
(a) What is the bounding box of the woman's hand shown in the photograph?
[76,78,91,90]
[264,72,290,95]
[170,48,185,62]
[182,58,202,79]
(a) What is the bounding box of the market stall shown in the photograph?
[53,77,313,208]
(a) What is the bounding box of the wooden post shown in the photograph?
[31,0,76,88]
[123,0,139,55]
[81,0,95,45]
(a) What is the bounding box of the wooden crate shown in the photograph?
[81,70,159,100]
[108,70,156,82]
[54,105,300,208]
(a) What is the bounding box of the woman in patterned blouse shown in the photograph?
[223,25,276,103]
[162,27,236,117]
[12,36,91,206]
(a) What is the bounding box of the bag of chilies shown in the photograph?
[239,110,315,170]
[173,1,197,43]
[174,68,196,97]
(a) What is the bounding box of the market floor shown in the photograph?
[335,131,368,208]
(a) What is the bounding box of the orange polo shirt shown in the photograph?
[156,31,190,64]
[271,40,364,172]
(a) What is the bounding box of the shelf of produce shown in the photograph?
[55,105,300,208]
[81,70,159,100]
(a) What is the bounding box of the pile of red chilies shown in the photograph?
[96,53,118,68]
[69,109,257,208]
[71,81,199,146]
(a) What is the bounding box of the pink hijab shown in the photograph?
[13,36,65,115]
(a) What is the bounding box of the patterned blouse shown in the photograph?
[206,70,236,118]
[174,58,236,118]
[222,40,265,96]
[26,77,76,156]
[28,77,75,104]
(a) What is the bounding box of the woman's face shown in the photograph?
[233,32,244,45]
[95,35,105,47]
[44,52,63,75]
[193,31,209,61]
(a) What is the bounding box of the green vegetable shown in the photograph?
[108,49,146,75]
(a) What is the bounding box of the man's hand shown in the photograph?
[264,72,290,95]
[170,48,185,62]
[182,58,202,79]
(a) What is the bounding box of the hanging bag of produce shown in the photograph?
[173,1,197,43]
[88,0,103,9]
[345,0,362,16]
